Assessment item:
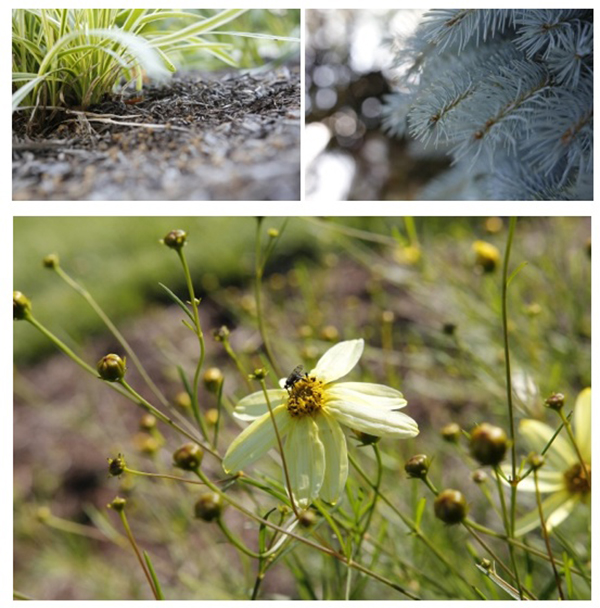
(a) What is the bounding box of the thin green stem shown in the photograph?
[493,467,523,598]
[212,378,224,449]
[53,264,171,410]
[421,474,439,496]
[217,518,262,559]
[254,219,281,378]
[194,468,420,599]
[557,408,590,484]
[533,469,565,599]
[124,467,206,485]
[23,312,209,453]
[25,313,98,376]
[117,510,159,600]
[221,338,253,390]
[346,444,384,600]
[354,445,383,558]
[177,248,210,442]
[258,378,299,518]
[119,379,219,460]
[500,217,523,599]
[501,217,518,480]
[348,453,477,597]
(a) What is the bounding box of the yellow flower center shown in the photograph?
[286,376,324,418]
[564,462,591,495]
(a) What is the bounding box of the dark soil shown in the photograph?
[12,66,300,201]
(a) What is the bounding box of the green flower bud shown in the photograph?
[434,489,468,525]
[107,454,127,477]
[251,368,267,380]
[194,492,224,522]
[320,325,339,341]
[469,423,508,466]
[174,391,191,409]
[133,432,160,455]
[298,509,318,528]
[527,452,545,470]
[162,229,187,250]
[139,414,157,431]
[441,422,461,443]
[97,354,126,382]
[42,254,59,269]
[203,367,223,393]
[213,325,230,342]
[13,291,31,320]
[267,228,279,238]
[545,392,565,411]
[107,496,127,512]
[471,469,488,484]
[173,443,204,471]
[404,454,431,479]
[36,506,52,523]
[352,429,381,446]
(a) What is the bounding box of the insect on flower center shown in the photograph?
[286,376,324,417]
[563,462,591,495]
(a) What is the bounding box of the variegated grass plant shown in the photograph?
[12,8,296,113]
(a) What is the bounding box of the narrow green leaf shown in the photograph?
[158,282,194,321]
[507,261,528,287]
[414,497,427,528]
[143,551,165,600]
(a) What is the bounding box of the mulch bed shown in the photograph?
[12,66,300,201]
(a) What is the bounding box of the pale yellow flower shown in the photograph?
[512,388,591,535]
[223,339,419,507]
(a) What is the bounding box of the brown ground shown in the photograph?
[12,66,300,201]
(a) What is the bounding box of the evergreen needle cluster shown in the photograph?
[383,9,593,200]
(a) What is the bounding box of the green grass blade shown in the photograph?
[143,551,165,600]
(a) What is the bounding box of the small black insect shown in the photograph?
[284,365,306,392]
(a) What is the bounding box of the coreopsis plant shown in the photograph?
[223,339,418,506]
[513,388,591,535]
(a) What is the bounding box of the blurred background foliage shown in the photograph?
[172,9,300,70]
[14,217,591,599]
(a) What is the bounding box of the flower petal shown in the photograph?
[519,419,576,469]
[310,339,364,384]
[326,382,407,410]
[223,405,291,473]
[514,490,575,536]
[327,398,419,438]
[574,387,591,463]
[315,412,348,504]
[284,415,325,508]
[234,389,288,421]
[514,470,565,493]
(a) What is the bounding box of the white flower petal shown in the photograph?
[310,339,364,384]
[514,470,565,493]
[327,398,419,438]
[326,382,407,410]
[234,389,288,421]
[515,490,575,536]
[223,405,291,473]
[315,412,348,504]
[545,495,581,532]
[519,419,576,469]
[574,387,591,463]
[284,416,325,508]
